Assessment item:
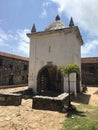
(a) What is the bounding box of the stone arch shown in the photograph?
[37,64,64,95]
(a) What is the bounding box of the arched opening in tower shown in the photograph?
[37,65,64,96]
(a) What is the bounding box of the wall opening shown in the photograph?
[9,75,14,85]
[37,65,64,96]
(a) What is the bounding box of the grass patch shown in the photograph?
[61,104,98,130]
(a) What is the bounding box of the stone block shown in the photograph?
[32,93,72,111]
[0,92,22,106]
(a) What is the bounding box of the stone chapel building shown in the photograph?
[27,15,83,95]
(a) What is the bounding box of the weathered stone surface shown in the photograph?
[0,92,22,106]
[32,93,74,111]
[0,52,29,86]
[81,62,98,85]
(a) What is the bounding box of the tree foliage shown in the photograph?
[59,63,80,108]
[59,63,80,76]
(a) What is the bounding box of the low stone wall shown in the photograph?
[32,93,73,111]
[0,92,22,106]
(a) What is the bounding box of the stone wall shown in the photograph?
[81,63,98,85]
[32,92,74,111]
[0,55,29,86]
[0,92,22,106]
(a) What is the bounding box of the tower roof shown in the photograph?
[45,15,66,31]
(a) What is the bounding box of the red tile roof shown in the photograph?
[81,57,98,63]
[0,51,29,61]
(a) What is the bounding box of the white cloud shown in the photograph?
[40,1,50,18]
[0,27,30,56]
[50,0,98,36]
[51,0,98,57]
[81,39,98,57]
[0,28,8,41]
[42,2,50,7]
[40,9,47,18]
[16,29,29,42]
[18,41,29,56]
[0,28,9,46]
[16,29,30,56]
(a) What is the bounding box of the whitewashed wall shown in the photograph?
[28,28,82,94]
[64,73,77,96]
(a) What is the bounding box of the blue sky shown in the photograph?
[0,0,98,58]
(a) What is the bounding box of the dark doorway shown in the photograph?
[9,75,14,85]
[37,65,64,96]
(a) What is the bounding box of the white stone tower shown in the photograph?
[27,15,83,94]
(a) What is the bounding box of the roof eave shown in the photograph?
[27,26,84,46]
[75,26,84,45]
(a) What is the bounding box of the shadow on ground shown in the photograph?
[72,92,91,104]
[94,90,98,94]
[66,109,86,118]
[62,104,86,117]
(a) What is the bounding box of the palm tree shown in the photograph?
[59,63,80,109]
